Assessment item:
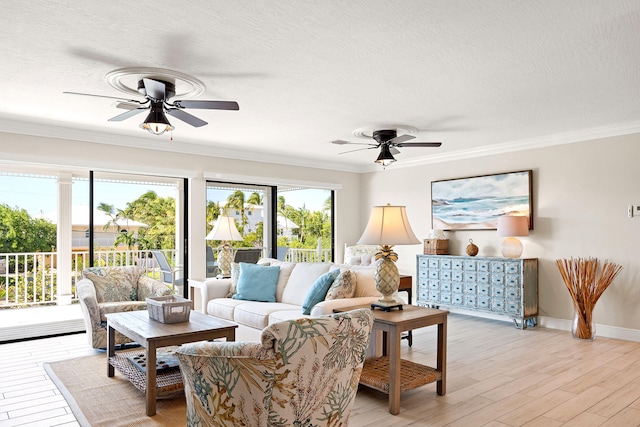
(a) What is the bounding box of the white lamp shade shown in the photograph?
[357,204,420,246]
[205,216,243,241]
[496,216,529,237]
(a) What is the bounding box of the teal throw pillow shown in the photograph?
[232,262,280,302]
[302,269,341,315]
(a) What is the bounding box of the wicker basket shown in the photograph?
[423,239,449,255]
[146,296,191,323]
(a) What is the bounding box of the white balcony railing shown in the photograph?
[0,245,332,308]
[0,249,176,308]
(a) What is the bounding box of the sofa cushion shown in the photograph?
[302,269,340,315]
[207,297,246,322]
[325,270,356,300]
[350,267,379,297]
[226,262,241,298]
[281,263,332,306]
[344,244,379,264]
[269,310,311,324]
[234,301,301,329]
[261,261,296,302]
[233,263,281,302]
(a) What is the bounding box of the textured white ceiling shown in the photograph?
[2,1,640,172]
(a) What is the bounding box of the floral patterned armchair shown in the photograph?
[77,266,173,348]
[176,308,374,426]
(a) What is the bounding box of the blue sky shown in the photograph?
[0,175,329,217]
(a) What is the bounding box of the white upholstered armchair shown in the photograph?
[176,308,374,426]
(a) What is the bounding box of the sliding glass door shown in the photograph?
[206,181,334,273]
[85,172,186,292]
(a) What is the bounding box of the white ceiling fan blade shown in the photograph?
[339,146,377,155]
[332,140,376,146]
[114,101,143,110]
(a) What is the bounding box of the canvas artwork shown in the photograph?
[431,170,532,230]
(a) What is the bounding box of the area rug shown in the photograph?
[44,352,186,426]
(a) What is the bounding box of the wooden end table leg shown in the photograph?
[436,319,447,396]
[388,327,401,415]
[107,322,115,377]
[146,343,157,416]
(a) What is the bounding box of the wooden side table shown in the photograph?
[398,275,413,346]
[335,305,448,415]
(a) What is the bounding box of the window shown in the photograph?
[276,187,333,262]
[0,172,58,307]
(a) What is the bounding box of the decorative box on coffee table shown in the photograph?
[146,295,191,323]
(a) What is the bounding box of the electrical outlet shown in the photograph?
[635,206,640,215]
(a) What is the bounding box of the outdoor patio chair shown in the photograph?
[151,250,184,289]
[233,248,263,264]
[276,246,289,261]
[206,246,218,277]
[177,308,374,426]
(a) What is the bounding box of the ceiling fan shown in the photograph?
[64,77,239,136]
[332,129,442,167]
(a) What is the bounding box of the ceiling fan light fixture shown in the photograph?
[375,144,396,167]
[139,102,174,135]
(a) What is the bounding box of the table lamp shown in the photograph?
[357,204,420,310]
[496,215,529,258]
[206,216,243,277]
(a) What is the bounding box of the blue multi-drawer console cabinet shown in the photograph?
[416,254,538,329]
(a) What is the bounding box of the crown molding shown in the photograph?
[0,117,363,174]
[2,116,640,175]
[366,120,640,172]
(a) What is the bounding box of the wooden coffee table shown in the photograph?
[335,304,448,415]
[106,310,237,416]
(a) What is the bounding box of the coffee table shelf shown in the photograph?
[108,352,184,397]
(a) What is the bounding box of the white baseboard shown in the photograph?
[538,316,640,342]
[438,307,640,342]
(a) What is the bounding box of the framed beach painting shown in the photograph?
[431,170,532,230]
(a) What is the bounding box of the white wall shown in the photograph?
[361,133,640,335]
[4,130,639,337]
[0,131,362,278]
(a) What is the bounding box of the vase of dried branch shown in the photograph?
[556,257,623,340]
[571,307,596,340]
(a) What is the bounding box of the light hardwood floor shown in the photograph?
[2,313,640,426]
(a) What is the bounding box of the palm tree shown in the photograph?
[97,202,123,232]
[247,192,262,206]
[206,201,220,235]
[323,196,332,212]
[277,195,286,215]
[226,190,247,231]
[114,230,137,249]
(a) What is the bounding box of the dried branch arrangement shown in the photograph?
[556,258,623,339]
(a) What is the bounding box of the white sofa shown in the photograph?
[200,257,381,341]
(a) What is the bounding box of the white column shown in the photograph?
[56,172,73,305]
[188,176,207,281]
[174,179,185,265]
